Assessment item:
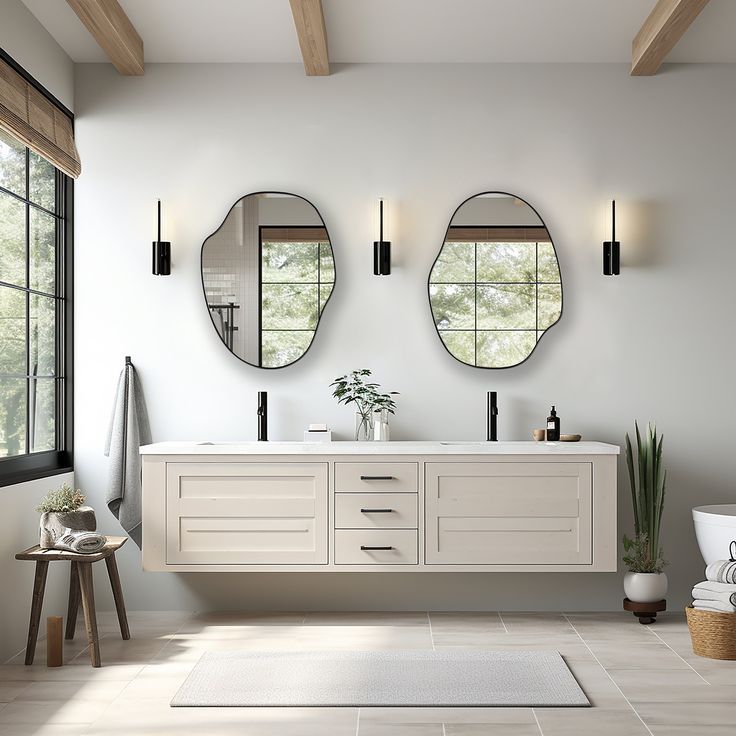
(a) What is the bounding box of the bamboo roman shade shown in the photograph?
[0,58,80,179]
[446,226,550,243]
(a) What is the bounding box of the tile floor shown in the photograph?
[0,610,734,735]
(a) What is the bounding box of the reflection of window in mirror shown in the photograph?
[430,226,561,368]
[259,227,334,368]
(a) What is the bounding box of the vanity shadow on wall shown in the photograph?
[201,192,335,369]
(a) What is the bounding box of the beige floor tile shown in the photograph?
[535,707,650,735]
[583,640,691,670]
[179,611,306,633]
[360,707,536,725]
[564,660,630,709]
[0,681,32,703]
[445,727,542,736]
[607,667,716,700]
[499,614,574,634]
[428,612,506,634]
[13,679,129,703]
[649,727,736,735]
[0,725,91,736]
[0,698,111,725]
[298,625,434,650]
[634,700,736,726]
[306,611,429,627]
[359,725,443,736]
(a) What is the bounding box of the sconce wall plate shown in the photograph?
[153,199,171,275]
[603,199,620,276]
[373,198,391,276]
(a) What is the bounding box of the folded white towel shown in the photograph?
[706,559,736,584]
[54,528,107,554]
[692,580,736,605]
[693,598,736,614]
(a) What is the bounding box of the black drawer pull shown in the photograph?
[360,475,395,481]
[360,508,394,513]
[360,545,394,551]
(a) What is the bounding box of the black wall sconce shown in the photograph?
[152,199,171,275]
[603,199,620,276]
[373,198,391,276]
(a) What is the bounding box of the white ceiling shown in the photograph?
[20,0,736,64]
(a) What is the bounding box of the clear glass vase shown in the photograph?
[355,411,373,441]
[373,408,390,441]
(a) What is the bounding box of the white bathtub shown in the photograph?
[693,505,736,565]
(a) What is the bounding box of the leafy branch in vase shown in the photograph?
[330,369,399,440]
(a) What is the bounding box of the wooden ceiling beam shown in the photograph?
[65,0,144,76]
[289,0,329,76]
[631,0,710,76]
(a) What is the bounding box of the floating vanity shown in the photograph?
[141,441,619,573]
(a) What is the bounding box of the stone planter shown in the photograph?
[39,506,97,549]
[623,571,668,603]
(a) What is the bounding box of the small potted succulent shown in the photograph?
[36,483,97,548]
[622,423,668,603]
[331,369,398,441]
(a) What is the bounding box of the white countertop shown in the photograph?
[140,441,619,455]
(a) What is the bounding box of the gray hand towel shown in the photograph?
[104,362,151,548]
[54,528,107,554]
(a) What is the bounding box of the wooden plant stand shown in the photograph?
[623,597,667,624]
[15,536,130,667]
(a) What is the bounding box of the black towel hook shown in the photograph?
[125,355,132,366]
[730,540,736,562]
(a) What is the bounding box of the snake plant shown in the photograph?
[623,422,667,573]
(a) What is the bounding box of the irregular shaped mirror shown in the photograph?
[202,192,334,368]
[429,192,562,368]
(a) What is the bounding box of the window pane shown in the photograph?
[30,294,56,377]
[477,331,536,368]
[30,377,55,452]
[439,330,475,365]
[30,207,56,294]
[262,241,318,283]
[538,242,561,282]
[319,242,335,282]
[29,151,56,211]
[319,281,334,315]
[0,377,26,457]
[0,129,25,197]
[477,242,535,283]
[477,284,535,329]
[430,284,474,330]
[262,284,318,329]
[261,330,313,368]
[538,283,562,330]
[0,286,26,374]
[430,242,475,282]
[0,191,26,287]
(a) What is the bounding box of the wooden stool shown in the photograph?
[15,536,130,667]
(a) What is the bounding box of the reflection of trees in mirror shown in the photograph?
[201,195,335,370]
[429,225,561,368]
[0,129,59,458]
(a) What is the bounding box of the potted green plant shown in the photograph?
[330,369,398,441]
[622,422,667,603]
[36,484,97,549]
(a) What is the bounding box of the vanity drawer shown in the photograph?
[334,463,418,493]
[334,529,418,565]
[334,493,418,529]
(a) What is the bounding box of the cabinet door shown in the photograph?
[425,463,592,565]
[166,462,328,564]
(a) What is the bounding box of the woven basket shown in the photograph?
[686,606,736,660]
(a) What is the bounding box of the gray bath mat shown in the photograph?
[171,650,589,707]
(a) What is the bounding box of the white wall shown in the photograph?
[74,62,736,613]
[0,0,75,662]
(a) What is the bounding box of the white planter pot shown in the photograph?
[624,572,668,603]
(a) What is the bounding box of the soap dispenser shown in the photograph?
[546,406,560,441]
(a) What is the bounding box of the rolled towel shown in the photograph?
[706,559,736,584]
[693,599,736,614]
[692,580,736,606]
[54,528,107,554]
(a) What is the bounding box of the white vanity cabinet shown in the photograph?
[141,442,618,573]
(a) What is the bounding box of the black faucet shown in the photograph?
[487,391,498,441]
[257,391,268,441]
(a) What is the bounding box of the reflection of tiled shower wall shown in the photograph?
[201,198,259,361]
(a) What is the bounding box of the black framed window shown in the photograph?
[0,127,73,487]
